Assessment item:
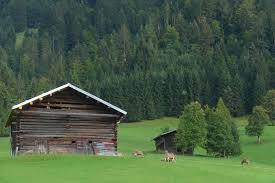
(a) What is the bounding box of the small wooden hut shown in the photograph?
[153,130,193,154]
[5,83,127,156]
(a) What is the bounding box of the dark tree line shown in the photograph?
[0,0,274,135]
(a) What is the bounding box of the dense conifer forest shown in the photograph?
[0,0,274,135]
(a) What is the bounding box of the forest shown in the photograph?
[0,0,274,135]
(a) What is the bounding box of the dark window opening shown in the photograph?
[72,141,76,144]
[88,141,93,144]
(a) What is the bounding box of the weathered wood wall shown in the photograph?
[155,132,177,153]
[10,88,122,155]
[154,132,193,155]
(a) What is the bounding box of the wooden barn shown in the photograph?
[153,130,193,155]
[5,83,127,156]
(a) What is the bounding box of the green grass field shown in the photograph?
[15,29,38,49]
[15,32,25,49]
[0,117,275,183]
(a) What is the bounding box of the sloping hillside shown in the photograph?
[1,0,275,135]
[0,117,275,183]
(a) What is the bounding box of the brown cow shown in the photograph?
[116,152,123,157]
[164,150,176,162]
[241,158,250,166]
[133,150,144,157]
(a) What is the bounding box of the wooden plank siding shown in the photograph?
[153,130,193,155]
[154,131,178,153]
[9,87,124,156]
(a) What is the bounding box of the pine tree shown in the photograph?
[205,98,241,156]
[116,24,131,67]
[262,90,275,124]
[0,81,13,136]
[230,74,245,116]
[226,57,245,116]
[135,20,157,74]
[0,17,16,49]
[216,98,241,155]
[205,106,232,157]
[253,73,267,106]
[161,0,170,28]
[159,25,181,53]
[8,0,27,32]
[31,77,53,95]
[0,0,274,126]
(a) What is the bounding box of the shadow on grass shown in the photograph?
[243,139,273,146]
[143,150,220,159]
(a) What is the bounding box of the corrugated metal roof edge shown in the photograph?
[11,83,127,115]
[152,130,177,141]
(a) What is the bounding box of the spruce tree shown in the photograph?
[0,0,274,126]
[262,90,275,124]
[230,74,245,116]
[253,73,267,106]
[205,98,241,157]
[8,0,27,32]
[216,98,241,155]
[205,107,232,157]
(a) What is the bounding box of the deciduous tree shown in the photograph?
[176,102,207,154]
[246,106,269,143]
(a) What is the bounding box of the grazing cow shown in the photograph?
[164,150,176,162]
[116,152,123,157]
[241,159,250,166]
[133,150,144,157]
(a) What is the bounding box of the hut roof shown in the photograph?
[5,83,127,127]
[153,130,177,141]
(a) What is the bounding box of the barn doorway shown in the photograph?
[86,141,95,155]
[76,140,95,154]
[35,140,48,154]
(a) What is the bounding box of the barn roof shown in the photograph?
[12,83,127,115]
[153,130,177,141]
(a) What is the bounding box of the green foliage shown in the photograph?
[1,118,275,182]
[205,98,241,156]
[176,102,207,153]
[15,31,25,49]
[0,0,274,135]
[218,99,241,155]
[205,107,232,157]
[253,73,267,106]
[160,126,170,134]
[0,82,9,136]
[262,90,275,123]
[246,106,269,143]
[159,25,181,52]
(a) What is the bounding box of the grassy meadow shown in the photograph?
[0,117,275,183]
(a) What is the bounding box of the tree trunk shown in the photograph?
[191,146,194,155]
[257,136,261,144]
